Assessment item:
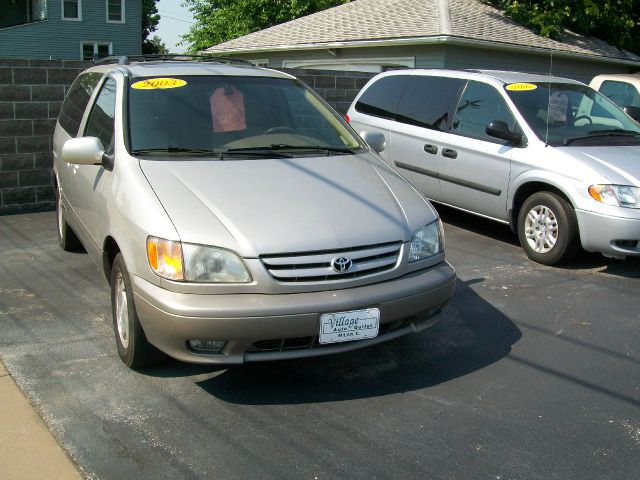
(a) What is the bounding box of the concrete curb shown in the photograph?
[0,359,83,479]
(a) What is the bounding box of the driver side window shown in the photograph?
[84,77,117,150]
[453,81,517,143]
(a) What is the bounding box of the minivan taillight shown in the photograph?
[344,114,350,123]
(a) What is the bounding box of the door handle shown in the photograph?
[424,144,438,155]
[442,148,457,159]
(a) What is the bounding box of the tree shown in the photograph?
[182,0,352,52]
[485,1,640,54]
[142,0,163,54]
[147,35,169,55]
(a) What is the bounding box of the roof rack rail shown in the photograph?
[94,54,254,66]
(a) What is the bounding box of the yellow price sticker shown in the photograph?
[505,83,538,91]
[131,78,187,90]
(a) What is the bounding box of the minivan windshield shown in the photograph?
[505,82,640,146]
[127,76,364,157]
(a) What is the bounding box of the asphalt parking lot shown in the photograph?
[0,208,638,479]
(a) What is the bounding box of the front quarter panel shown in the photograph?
[508,142,609,212]
[99,73,179,286]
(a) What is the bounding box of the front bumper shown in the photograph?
[576,209,640,257]
[132,262,456,364]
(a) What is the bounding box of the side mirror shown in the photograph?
[623,105,640,123]
[486,121,523,145]
[61,137,105,166]
[360,130,386,153]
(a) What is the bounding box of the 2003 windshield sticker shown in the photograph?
[131,78,187,90]
[506,83,537,91]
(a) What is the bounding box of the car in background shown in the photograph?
[53,56,456,369]
[347,69,640,265]
[590,74,640,123]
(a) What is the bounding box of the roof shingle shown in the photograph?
[204,0,640,63]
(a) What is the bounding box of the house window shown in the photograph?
[62,0,81,20]
[106,0,125,23]
[81,42,112,60]
[28,0,48,22]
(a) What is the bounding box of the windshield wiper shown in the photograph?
[587,129,640,136]
[131,147,220,156]
[563,129,640,145]
[222,144,358,156]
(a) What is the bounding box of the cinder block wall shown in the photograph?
[0,59,374,214]
[282,68,373,115]
[0,58,91,214]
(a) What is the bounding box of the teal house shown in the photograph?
[0,1,142,60]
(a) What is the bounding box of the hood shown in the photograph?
[140,153,435,257]
[556,145,640,186]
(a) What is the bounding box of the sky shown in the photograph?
[155,0,195,53]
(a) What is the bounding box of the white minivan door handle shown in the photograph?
[442,148,457,159]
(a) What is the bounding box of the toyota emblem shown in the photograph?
[332,257,353,272]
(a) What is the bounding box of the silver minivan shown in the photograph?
[348,69,640,265]
[53,58,456,368]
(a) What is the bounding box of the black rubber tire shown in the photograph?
[55,184,83,252]
[110,253,165,369]
[517,191,579,266]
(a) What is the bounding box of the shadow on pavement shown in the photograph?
[174,278,523,405]
[436,204,518,246]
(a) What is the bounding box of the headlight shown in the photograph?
[147,237,251,283]
[588,185,640,208]
[409,220,444,262]
[182,243,251,283]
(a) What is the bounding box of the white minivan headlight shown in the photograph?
[147,237,251,283]
[409,220,444,262]
[588,185,640,208]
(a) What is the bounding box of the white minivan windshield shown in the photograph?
[128,76,364,157]
[505,82,640,146]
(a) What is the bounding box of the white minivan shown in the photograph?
[348,69,640,265]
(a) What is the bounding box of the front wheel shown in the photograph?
[517,192,579,266]
[111,253,165,369]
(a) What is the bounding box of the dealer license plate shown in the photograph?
[319,308,380,344]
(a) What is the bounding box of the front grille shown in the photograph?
[260,241,402,283]
[246,318,411,353]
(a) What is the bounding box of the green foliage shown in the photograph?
[485,1,640,54]
[147,35,169,55]
[142,0,162,54]
[182,0,352,52]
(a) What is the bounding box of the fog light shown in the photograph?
[188,340,226,353]
[615,240,639,249]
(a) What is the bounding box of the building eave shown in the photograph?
[206,35,640,67]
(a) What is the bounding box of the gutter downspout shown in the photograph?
[437,0,453,36]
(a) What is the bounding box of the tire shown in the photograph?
[55,183,83,252]
[517,191,579,266]
[111,253,165,369]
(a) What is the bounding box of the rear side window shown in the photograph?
[453,81,517,142]
[599,80,640,108]
[84,78,117,150]
[58,72,102,136]
[355,75,409,119]
[395,76,466,131]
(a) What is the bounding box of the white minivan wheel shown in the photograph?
[517,192,579,265]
